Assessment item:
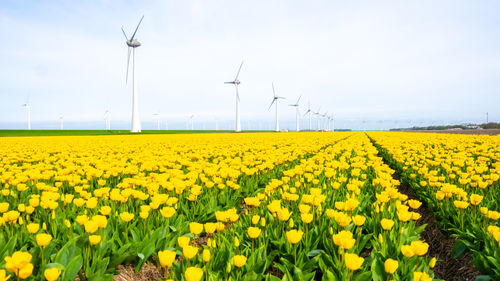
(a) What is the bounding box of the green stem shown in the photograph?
[294,244,297,265]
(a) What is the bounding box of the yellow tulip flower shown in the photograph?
[344,253,364,271]
[184,267,203,281]
[233,255,247,268]
[44,267,61,281]
[183,245,199,259]
[384,258,398,274]
[158,249,176,268]
[286,229,303,244]
[247,227,261,239]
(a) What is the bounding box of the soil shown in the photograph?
[113,264,164,281]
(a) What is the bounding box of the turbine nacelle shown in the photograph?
[126,39,141,48]
[224,79,240,85]
[288,95,301,107]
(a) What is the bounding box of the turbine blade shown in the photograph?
[268,99,276,110]
[126,47,131,84]
[121,26,129,41]
[272,83,276,97]
[224,82,234,84]
[296,95,301,104]
[130,15,144,40]
[235,61,244,80]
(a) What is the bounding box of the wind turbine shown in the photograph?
[190,115,194,130]
[153,112,160,130]
[268,83,285,132]
[224,61,243,132]
[304,101,312,131]
[322,111,328,131]
[313,107,321,131]
[328,115,335,132]
[122,15,144,133]
[59,116,64,130]
[288,95,301,132]
[104,109,111,130]
[22,98,31,130]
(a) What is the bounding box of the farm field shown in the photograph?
[0,132,498,281]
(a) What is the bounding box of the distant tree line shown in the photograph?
[390,122,500,131]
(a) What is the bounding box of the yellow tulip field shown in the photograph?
[368,132,500,279]
[0,132,498,281]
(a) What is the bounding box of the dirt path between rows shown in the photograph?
[385,164,480,280]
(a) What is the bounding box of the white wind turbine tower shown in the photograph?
[304,101,312,131]
[22,98,31,130]
[268,83,286,132]
[288,95,301,132]
[122,15,144,133]
[153,112,160,130]
[314,107,321,131]
[322,111,328,131]
[104,109,111,130]
[190,115,194,130]
[59,116,64,130]
[224,61,243,132]
[329,115,335,132]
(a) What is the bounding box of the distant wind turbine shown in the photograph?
[59,116,64,130]
[268,83,285,132]
[153,112,160,130]
[190,115,194,130]
[304,101,312,131]
[288,95,301,132]
[224,61,243,132]
[322,111,328,131]
[104,109,111,130]
[328,115,335,132]
[22,98,31,130]
[314,107,321,131]
[122,15,144,133]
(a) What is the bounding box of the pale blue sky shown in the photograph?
[1,0,499,130]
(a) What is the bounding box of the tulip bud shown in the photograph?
[429,257,437,268]
[202,249,211,262]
